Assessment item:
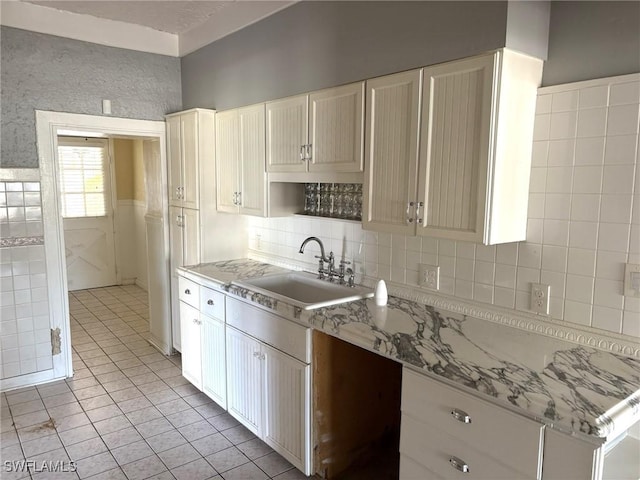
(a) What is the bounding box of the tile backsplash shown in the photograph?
[248,74,640,340]
[0,181,52,379]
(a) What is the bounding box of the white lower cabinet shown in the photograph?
[226,326,264,436]
[201,313,227,409]
[225,298,312,476]
[400,367,544,480]
[179,301,202,390]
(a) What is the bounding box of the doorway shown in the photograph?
[36,111,173,386]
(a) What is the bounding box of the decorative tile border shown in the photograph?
[248,252,640,359]
[0,236,45,248]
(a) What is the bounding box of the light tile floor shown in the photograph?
[1,285,309,480]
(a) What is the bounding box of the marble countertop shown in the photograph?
[179,259,640,442]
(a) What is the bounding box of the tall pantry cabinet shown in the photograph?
[166,108,246,352]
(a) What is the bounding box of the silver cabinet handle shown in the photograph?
[253,351,261,358]
[237,191,242,206]
[300,145,306,161]
[451,408,471,424]
[306,144,313,163]
[416,201,424,224]
[193,318,201,325]
[232,192,237,205]
[207,299,214,306]
[449,456,470,473]
[406,201,415,224]
[184,289,191,295]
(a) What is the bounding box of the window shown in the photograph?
[58,138,109,218]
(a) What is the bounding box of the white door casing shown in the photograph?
[36,111,171,385]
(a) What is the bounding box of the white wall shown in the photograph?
[247,73,640,341]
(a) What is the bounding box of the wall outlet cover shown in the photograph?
[530,283,550,315]
[419,264,439,290]
[624,263,640,297]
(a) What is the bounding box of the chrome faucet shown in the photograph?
[299,237,334,279]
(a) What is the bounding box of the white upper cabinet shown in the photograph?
[266,95,309,173]
[362,69,422,235]
[266,82,364,175]
[216,104,267,216]
[363,49,543,244]
[308,82,364,173]
[167,109,215,209]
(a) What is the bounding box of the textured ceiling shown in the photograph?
[23,0,235,34]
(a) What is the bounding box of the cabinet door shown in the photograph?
[309,82,364,173]
[266,95,308,173]
[168,206,184,275]
[239,104,267,216]
[167,116,183,207]
[363,70,422,235]
[417,54,495,243]
[201,314,226,409]
[226,327,263,436]
[263,344,311,475]
[180,301,202,389]
[181,112,200,210]
[181,207,200,268]
[215,109,240,213]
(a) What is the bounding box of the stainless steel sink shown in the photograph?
[232,271,373,310]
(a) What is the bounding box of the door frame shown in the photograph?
[35,110,169,382]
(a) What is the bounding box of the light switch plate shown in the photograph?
[419,264,439,290]
[530,283,550,315]
[624,263,640,297]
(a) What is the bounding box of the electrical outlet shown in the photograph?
[530,283,550,315]
[419,264,439,290]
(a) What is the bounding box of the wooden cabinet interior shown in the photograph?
[312,330,402,479]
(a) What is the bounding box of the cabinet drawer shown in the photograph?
[226,297,311,363]
[400,454,444,480]
[401,414,536,480]
[200,286,225,319]
[178,276,200,308]
[402,368,542,478]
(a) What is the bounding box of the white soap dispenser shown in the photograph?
[374,279,388,306]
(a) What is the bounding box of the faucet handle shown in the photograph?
[340,259,351,266]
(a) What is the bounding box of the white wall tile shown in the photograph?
[455,279,473,300]
[609,82,640,105]
[597,223,630,253]
[495,264,517,289]
[579,85,609,108]
[572,166,603,194]
[439,256,455,277]
[602,165,635,194]
[496,243,518,265]
[531,141,549,167]
[541,245,568,273]
[622,311,640,337]
[516,267,540,292]
[548,139,574,166]
[577,108,607,138]
[526,219,543,244]
[595,251,627,281]
[600,195,633,224]
[593,278,624,310]
[564,300,592,326]
[475,245,496,262]
[455,258,474,281]
[543,220,570,246]
[528,193,545,218]
[529,168,547,194]
[546,167,573,193]
[567,248,596,277]
[422,237,437,254]
[494,287,515,309]
[570,195,601,222]
[607,104,640,136]
[474,261,495,285]
[515,291,531,312]
[566,274,595,303]
[592,306,623,333]
[518,243,542,269]
[536,94,552,114]
[544,194,571,220]
[541,270,566,298]
[438,240,456,257]
[604,135,638,165]
[456,242,476,260]
[473,283,494,304]
[569,221,599,249]
[533,114,551,141]
[550,111,578,139]
[552,90,579,112]
[575,137,605,165]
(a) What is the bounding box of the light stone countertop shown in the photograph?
[179,259,640,442]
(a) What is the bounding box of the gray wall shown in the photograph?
[0,27,182,168]
[181,1,510,111]
[542,1,640,86]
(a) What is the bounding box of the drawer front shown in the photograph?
[402,368,542,478]
[200,286,225,319]
[400,454,444,480]
[226,297,311,363]
[178,276,200,308]
[401,414,536,480]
